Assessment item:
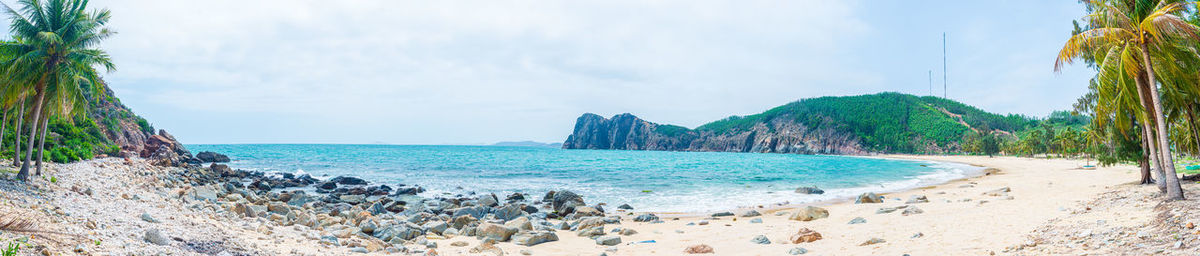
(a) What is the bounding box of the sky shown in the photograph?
[47,0,1096,145]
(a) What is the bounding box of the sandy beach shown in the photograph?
[1,154,1196,255]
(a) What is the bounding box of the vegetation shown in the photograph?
[1057,0,1200,200]
[695,92,1036,153]
[0,0,116,180]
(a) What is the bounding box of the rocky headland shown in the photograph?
[562,113,866,155]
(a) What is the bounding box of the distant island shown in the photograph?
[491,141,564,148]
[563,92,1086,155]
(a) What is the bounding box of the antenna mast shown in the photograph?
[943,32,947,99]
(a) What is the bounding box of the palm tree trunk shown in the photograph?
[12,99,24,167]
[1139,43,1185,200]
[1134,71,1167,192]
[34,115,48,176]
[0,110,7,160]
[1138,124,1154,184]
[16,82,47,181]
[1187,105,1200,155]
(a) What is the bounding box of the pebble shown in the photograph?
[848,217,866,224]
[788,247,808,255]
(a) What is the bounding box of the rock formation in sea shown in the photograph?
[562,113,866,155]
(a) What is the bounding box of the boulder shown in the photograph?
[684,244,714,254]
[505,216,533,231]
[788,206,829,221]
[595,235,621,246]
[551,190,585,215]
[794,186,825,194]
[572,206,604,218]
[190,186,220,202]
[789,228,822,243]
[144,229,171,245]
[751,235,771,244]
[478,194,500,207]
[140,130,197,167]
[495,204,524,221]
[330,176,368,185]
[740,210,762,217]
[196,151,231,163]
[576,226,605,238]
[617,204,633,210]
[633,214,659,222]
[854,192,883,204]
[901,206,924,216]
[506,193,526,201]
[859,237,886,246]
[512,231,559,246]
[476,223,518,242]
[905,195,929,204]
[317,181,337,190]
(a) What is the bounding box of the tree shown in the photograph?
[1057,0,1198,200]
[0,0,114,181]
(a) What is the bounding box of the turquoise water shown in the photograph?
[185,144,981,212]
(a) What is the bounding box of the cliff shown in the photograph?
[563,93,1034,155]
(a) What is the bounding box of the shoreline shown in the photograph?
[3,154,1192,255]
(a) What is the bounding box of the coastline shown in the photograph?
[2,154,1194,255]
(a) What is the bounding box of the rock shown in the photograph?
[233,203,256,217]
[140,213,160,223]
[847,217,866,224]
[451,241,469,247]
[268,202,290,215]
[573,206,604,218]
[469,240,503,254]
[576,226,606,237]
[749,218,763,224]
[982,187,1011,196]
[506,193,526,201]
[339,195,367,204]
[901,206,924,216]
[854,192,883,204]
[451,215,477,229]
[477,223,518,242]
[317,181,337,190]
[595,235,621,246]
[911,232,924,238]
[698,220,709,225]
[505,217,533,231]
[478,194,500,207]
[394,186,425,195]
[875,206,905,214]
[683,244,714,254]
[618,228,638,236]
[751,235,770,244]
[143,229,170,245]
[551,191,585,215]
[788,206,829,221]
[190,186,220,202]
[633,214,659,222]
[542,191,556,202]
[711,212,734,217]
[512,231,559,246]
[617,204,633,210]
[740,210,762,217]
[140,130,197,167]
[196,151,231,162]
[789,228,822,243]
[495,204,524,221]
[905,195,929,204]
[794,186,824,194]
[788,247,808,255]
[859,237,886,246]
[424,221,449,235]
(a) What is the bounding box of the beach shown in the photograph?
[0,154,1195,255]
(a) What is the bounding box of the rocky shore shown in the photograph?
[0,155,1195,255]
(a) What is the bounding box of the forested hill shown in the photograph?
[562,92,1037,154]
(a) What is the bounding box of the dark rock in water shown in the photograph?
[543,191,556,202]
[330,176,368,185]
[250,180,271,191]
[712,212,734,217]
[385,201,406,213]
[617,204,633,210]
[394,186,425,195]
[794,186,825,194]
[144,229,171,245]
[366,185,392,196]
[633,214,660,222]
[551,191,585,215]
[196,151,231,163]
[209,163,234,176]
[855,192,883,204]
[317,181,337,190]
[522,205,539,214]
[506,193,525,201]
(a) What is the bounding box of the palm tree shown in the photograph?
[0,0,114,181]
[1057,0,1198,200]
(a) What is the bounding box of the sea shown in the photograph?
[185,144,983,213]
